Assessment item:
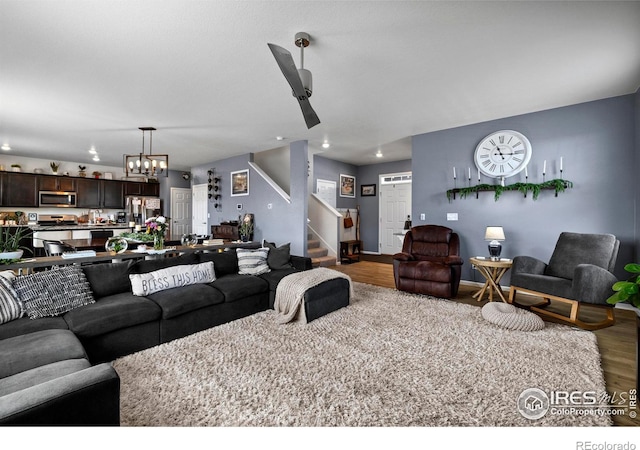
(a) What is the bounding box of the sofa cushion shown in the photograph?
[0,359,91,397]
[13,266,95,319]
[0,316,68,341]
[82,260,134,298]
[265,242,293,270]
[63,292,161,338]
[0,329,86,379]
[237,248,271,275]
[129,262,215,296]
[198,251,239,277]
[210,274,268,303]
[146,284,225,319]
[130,253,199,275]
[0,273,21,324]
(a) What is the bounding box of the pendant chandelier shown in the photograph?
[124,127,169,178]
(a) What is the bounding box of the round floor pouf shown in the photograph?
[481,302,545,331]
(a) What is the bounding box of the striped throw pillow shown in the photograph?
[0,271,21,324]
[237,248,271,276]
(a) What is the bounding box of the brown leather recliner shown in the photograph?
[393,225,464,298]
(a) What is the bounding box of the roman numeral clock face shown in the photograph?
[474,130,532,179]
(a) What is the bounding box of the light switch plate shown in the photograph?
[420,213,425,220]
[447,213,458,221]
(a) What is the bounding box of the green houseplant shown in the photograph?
[0,226,33,261]
[50,161,60,174]
[238,221,254,242]
[607,263,640,308]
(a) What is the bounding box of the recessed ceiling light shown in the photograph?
[92,156,100,161]
[376,150,383,158]
[1,144,10,151]
[322,140,330,149]
[276,136,285,141]
[89,147,97,154]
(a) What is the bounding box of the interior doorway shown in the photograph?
[192,184,208,236]
[170,188,192,240]
[378,172,412,255]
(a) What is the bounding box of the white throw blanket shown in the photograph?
[274,268,353,324]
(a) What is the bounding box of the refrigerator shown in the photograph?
[125,196,162,226]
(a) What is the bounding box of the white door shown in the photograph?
[192,184,208,236]
[379,180,411,255]
[316,179,336,208]
[170,188,192,240]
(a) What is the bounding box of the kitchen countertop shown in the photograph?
[29,224,133,231]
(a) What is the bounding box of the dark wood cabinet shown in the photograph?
[37,174,76,192]
[211,222,239,240]
[124,181,159,197]
[77,178,124,209]
[102,180,124,208]
[1,172,38,207]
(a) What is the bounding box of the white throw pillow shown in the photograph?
[237,248,271,275]
[129,261,216,296]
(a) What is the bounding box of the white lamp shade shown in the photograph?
[485,226,505,241]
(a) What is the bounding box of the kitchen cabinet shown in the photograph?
[1,172,38,207]
[124,181,160,197]
[37,174,76,192]
[77,178,124,209]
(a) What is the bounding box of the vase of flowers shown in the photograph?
[146,216,168,250]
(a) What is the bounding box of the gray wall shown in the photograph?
[313,155,358,210]
[636,87,640,259]
[192,143,308,254]
[412,94,637,283]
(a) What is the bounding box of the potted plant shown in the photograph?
[78,165,87,177]
[10,164,21,172]
[50,161,60,175]
[92,170,102,179]
[607,263,640,308]
[238,220,254,242]
[0,226,33,261]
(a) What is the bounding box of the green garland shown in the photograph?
[446,179,573,202]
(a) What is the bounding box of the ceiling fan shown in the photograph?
[268,32,320,129]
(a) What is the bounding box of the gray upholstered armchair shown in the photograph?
[508,232,619,330]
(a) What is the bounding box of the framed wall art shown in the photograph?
[361,184,376,197]
[339,174,356,198]
[231,169,249,196]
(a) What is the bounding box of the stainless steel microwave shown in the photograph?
[38,191,77,208]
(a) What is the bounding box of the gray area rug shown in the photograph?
[113,282,610,426]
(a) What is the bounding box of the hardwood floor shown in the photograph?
[330,259,639,426]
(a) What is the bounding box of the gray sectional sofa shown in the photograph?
[0,248,312,425]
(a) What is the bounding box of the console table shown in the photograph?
[340,240,361,264]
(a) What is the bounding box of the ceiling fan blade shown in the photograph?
[268,43,321,129]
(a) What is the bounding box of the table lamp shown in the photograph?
[485,226,505,261]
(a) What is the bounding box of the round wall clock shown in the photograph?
[474,130,532,178]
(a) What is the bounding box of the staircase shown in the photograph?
[308,236,336,267]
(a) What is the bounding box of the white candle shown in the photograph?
[543,160,546,174]
[560,157,563,171]
[453,167,456,179]
[524,166,528,178]
[468,167,471,180]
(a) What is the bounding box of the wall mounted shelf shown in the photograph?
[446,179,573,202]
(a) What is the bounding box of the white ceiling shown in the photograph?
[1,1,639,171]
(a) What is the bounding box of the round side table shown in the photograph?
[469,257,513,303]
